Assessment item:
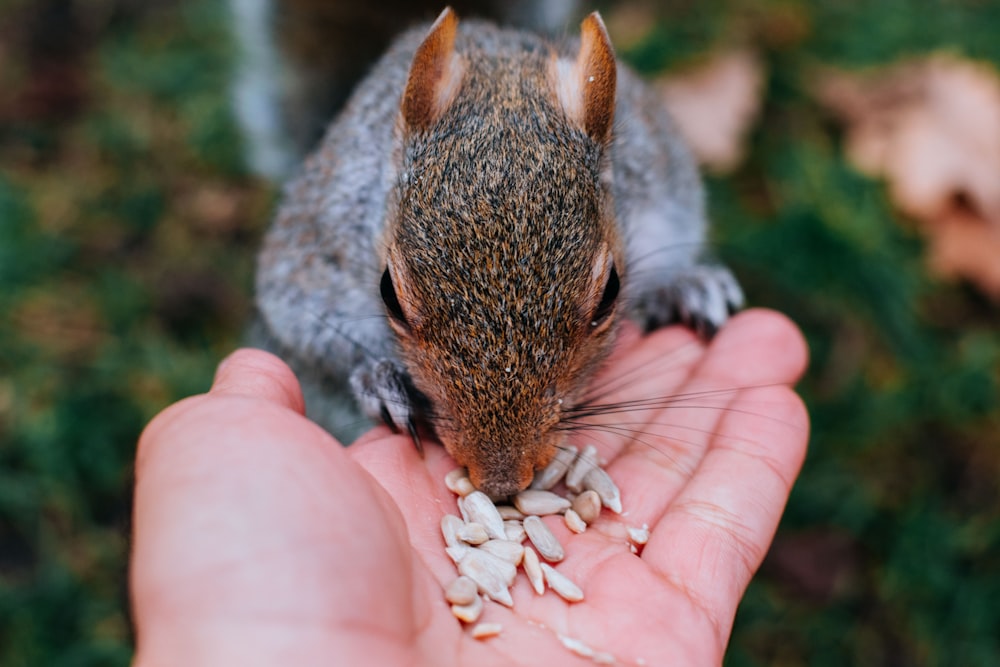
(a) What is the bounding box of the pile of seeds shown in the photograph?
[440,445,648,638]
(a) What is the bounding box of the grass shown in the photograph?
[1,0,998,664]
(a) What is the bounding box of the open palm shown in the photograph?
[131,309,808,666]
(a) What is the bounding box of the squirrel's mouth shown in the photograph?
[442,428,565,499]
[465,461,536,499]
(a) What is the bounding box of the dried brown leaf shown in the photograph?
[814,54,1000,299]
[659,50,766,173]
[927,210,1000,301]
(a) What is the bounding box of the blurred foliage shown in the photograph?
[1,0,269,664]
[0,0,998,665]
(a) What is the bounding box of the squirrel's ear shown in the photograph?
[552,12,617,142]
[401,7,464,131]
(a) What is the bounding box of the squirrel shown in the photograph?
[253,7,744,497]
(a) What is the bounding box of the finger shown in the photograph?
[563,323,706,465]
[605,309,809,524]
[135,348,307,473]
[211,347,306,414]
[678,309,809,388]
[643,384,809,640]
[132,375,425,664]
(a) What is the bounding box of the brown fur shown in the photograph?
[254,8,742,497]
[384,11,623,493]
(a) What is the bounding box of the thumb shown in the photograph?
[131,348,394,665]
[134,348,306,474]
[211,348,306,414]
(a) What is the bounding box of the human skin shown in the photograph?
[130,308,809,666]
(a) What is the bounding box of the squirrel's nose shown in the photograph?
[468,461,535,499]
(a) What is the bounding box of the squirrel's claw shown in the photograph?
[637,263,744,339]
[406,419,425,457]
[350,359,429,450]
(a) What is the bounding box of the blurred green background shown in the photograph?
[1,0,998,664]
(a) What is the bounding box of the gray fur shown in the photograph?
[255,18,742,444]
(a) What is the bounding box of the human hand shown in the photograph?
[131,309,808,666]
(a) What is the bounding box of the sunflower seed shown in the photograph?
[563,508,587,534]
[514,489,572,516]
[441,514,464,548]
[522,545,545,595]
[557,635,617,664]
[445,575,479,605]
[503,520,526,543]
[446,545,472,563]
[627,524,650,545]
[440,451,626,618]
[496,505,525,520]
[566,444,599,493]
[471,622,503,639]
[457,548,516,607]
[451,594,484,623]
[478,539,525,566]
[571,489,602,524]
[445,468,476,496]
[454,477,475,496]
[523,515,565,562]
[558,634,595,658]
[541,563,584,602]
[456,522,490,545]
[582,466,622,514]
[457,496,471,523]
[461,491,507,540]
[531,445,578,490]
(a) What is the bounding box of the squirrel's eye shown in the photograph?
[591,264,620,327]
[380,267,407,326]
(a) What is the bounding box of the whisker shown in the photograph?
[574,339,706,407]
[566,384,745,416]
[561,422,687,466]
[624,241,712,269]
[562,396,803,434]
[306,307,388,362]
[559,418,778,467]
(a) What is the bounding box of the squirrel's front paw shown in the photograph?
[636,264,744,338]
[349,359,429,435]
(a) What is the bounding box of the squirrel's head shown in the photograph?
[380,8,622,497]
